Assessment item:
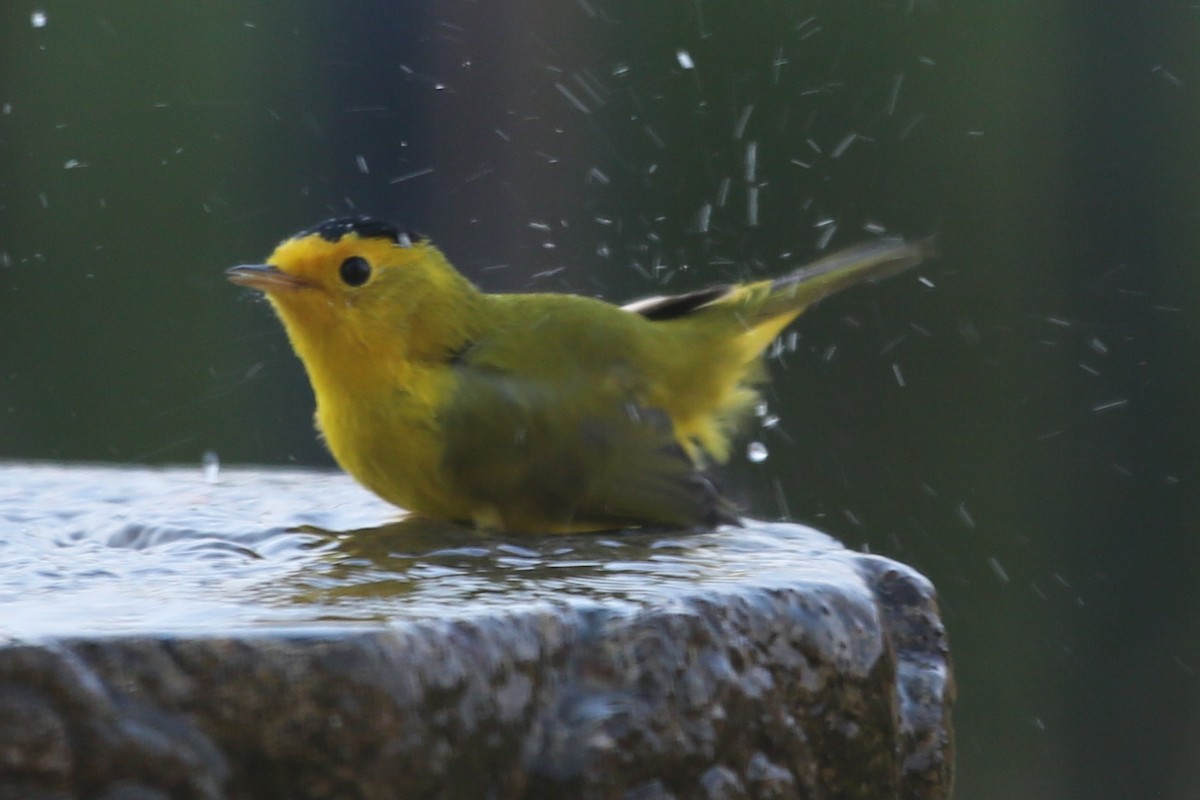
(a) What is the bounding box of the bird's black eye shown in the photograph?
[339,256,371,287]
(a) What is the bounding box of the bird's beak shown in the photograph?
[225,264,308,293]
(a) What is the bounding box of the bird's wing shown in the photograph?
[437,361,737,532]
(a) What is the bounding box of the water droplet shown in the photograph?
[1092,398,1128,413]
[201,451,220,484]
[831,131,857,159]
[816,223,837,250]
[988,556,1010,584]
[734,105,754,139]
[746,442,769,463]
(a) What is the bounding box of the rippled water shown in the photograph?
[0,462,855,638]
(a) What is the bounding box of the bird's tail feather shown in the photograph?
[761,236,934,322]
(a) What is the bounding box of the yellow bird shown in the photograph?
[228,217,928,533]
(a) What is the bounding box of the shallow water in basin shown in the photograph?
[0,462,855,638]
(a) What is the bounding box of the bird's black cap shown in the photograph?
[298,216,422,245]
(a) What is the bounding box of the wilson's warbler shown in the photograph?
[228,217,928,533]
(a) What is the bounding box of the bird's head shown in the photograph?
[227,216,477,376]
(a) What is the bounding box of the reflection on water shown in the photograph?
[0,463,857,638]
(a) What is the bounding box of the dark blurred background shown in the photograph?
[2,2,1198,797]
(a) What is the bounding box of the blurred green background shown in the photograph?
[3,1,1199,797]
